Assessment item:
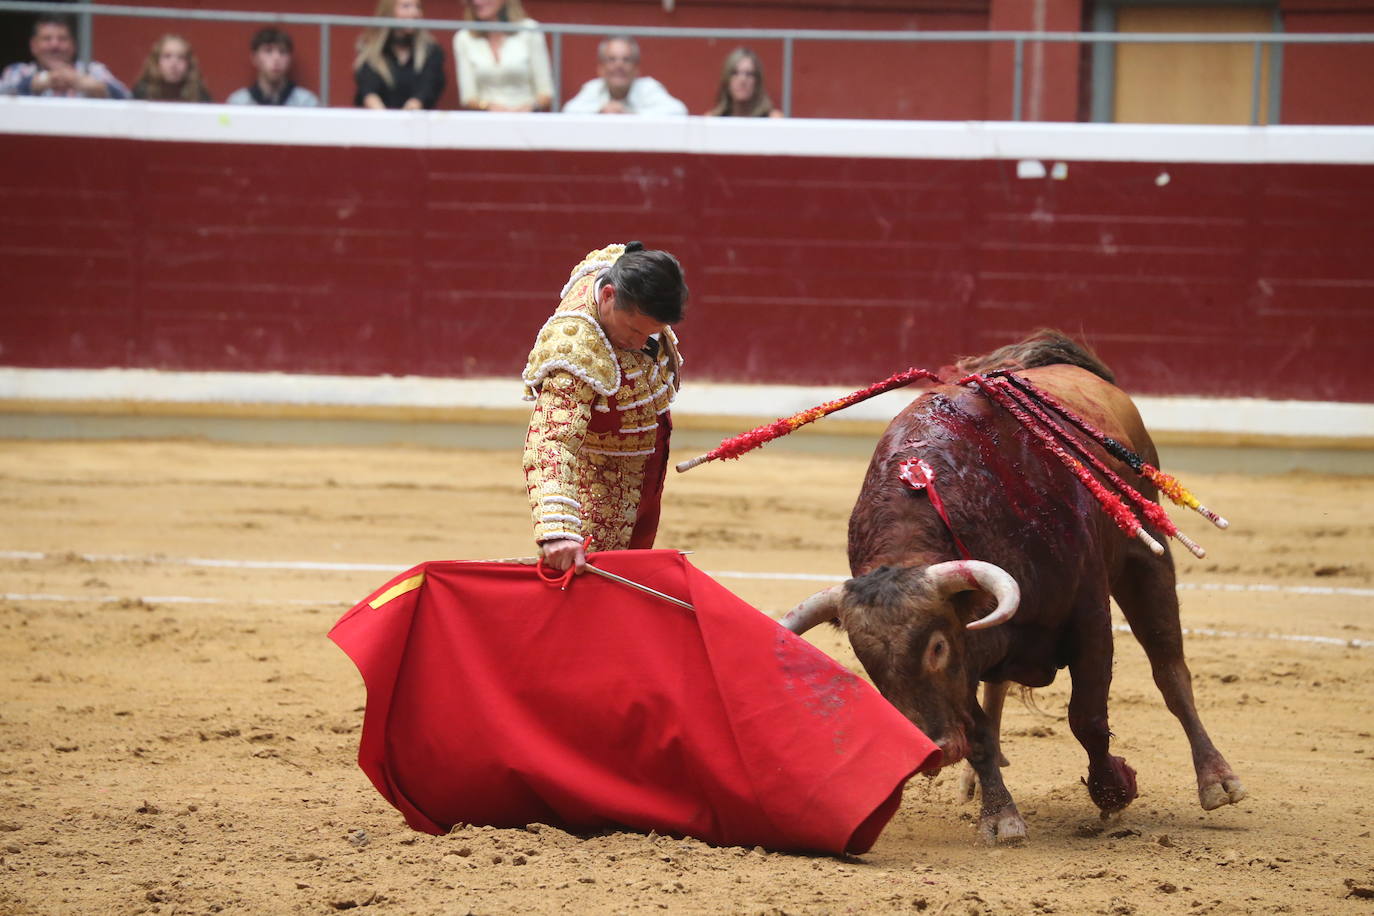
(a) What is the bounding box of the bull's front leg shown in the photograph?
[959,681,1011,803]
[1068,619,1138,817]
[965,693,1027,844]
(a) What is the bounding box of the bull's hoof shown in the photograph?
[1087,755,1139,814]
[978,806,1028,846]
[1199,776,1247,810]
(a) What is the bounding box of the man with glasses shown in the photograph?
[561,35,686,115]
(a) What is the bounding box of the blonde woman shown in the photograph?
[705,48,782,118]
[131,33,211,101]
[453,0,552,111]
[353,0,446,110]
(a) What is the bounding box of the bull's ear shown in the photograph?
[924,560,1021,630]
[779,584,846,635]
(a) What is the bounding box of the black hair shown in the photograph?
[604,242,688,325]
[250,27,294,54]
[32,13,75,38]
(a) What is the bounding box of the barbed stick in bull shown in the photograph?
[678,363,1226,561]
[962,373,1168,556]
[674,367,942,473]
[997,370,1229,530]
[972,373,1208,559]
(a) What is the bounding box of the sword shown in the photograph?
[582,563,695,611]
[469,554,695,611]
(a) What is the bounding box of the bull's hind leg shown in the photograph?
[1113,553,1247,810]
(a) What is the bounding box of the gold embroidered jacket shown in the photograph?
[521,244,682,550]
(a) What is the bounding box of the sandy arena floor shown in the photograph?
[1,434,1372,915]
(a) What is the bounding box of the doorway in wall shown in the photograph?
[1091,2,1281,124]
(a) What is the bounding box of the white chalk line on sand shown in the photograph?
[3,592,337,606]
[4,549,1373,597]
[712,571,1374,599]
[1109,623,1368,649]
[2,593,1368,649]
[2,549,1370,649]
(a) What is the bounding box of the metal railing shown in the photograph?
[3,0,1373,122]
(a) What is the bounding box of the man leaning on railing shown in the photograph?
[562,35,686,116]
[1,12,129,99]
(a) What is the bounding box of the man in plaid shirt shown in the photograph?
[1,14,129,99]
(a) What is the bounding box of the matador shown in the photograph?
[521,243,688,569]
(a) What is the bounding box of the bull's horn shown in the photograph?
[924,560,1021,631]
[779,584,845,635]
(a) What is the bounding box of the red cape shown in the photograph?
[328,550,940,855]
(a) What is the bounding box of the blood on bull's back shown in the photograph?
[849,364,1146,612]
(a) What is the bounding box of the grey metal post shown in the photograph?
[551,31,561,112]
[1250,40,1263,125]
[1268,7,1284,125]
[1089,4,1115,123]
[78,3,92,65]
[1012,37,1023,121]
[1269,38,1284,125]
[781,35,793,116]
[320,22,331,107]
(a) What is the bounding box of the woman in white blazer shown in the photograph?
[453,0,553,111]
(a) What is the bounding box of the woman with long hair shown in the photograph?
[706,48,781,118]
[453,0,552,112]
[131,34,211,102]
[353,0,446,110]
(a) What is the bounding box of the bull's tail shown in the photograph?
[955,329,1116,383]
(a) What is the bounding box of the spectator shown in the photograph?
[0,14,129,99]
[132,34,212,102]
[226,28,320,106]
[705,48,782,118]
[562,35,686,116]
[453,0,552,112]
[353,0,446,110]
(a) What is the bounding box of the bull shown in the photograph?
[782,332,1246,843]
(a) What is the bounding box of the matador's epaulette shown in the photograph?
[560,243,627,299]
[521,313,620,401]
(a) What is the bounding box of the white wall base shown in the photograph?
[3,367,1372,443]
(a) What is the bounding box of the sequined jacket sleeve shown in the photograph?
[523,370,596,543]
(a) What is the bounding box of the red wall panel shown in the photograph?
[3,133,1373,403]
[1280,9,1374,126]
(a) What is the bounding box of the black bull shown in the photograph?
[781,354,1246,844]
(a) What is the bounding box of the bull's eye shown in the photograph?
[924,632,950,673]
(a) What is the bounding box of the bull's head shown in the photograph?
[781,561,1019,766]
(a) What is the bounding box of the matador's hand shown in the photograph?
[540,538,587,574]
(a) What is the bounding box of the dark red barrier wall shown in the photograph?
[1280,5,1374,126]
[3,132,1372,402]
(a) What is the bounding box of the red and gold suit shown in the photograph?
[522,244,682,552]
